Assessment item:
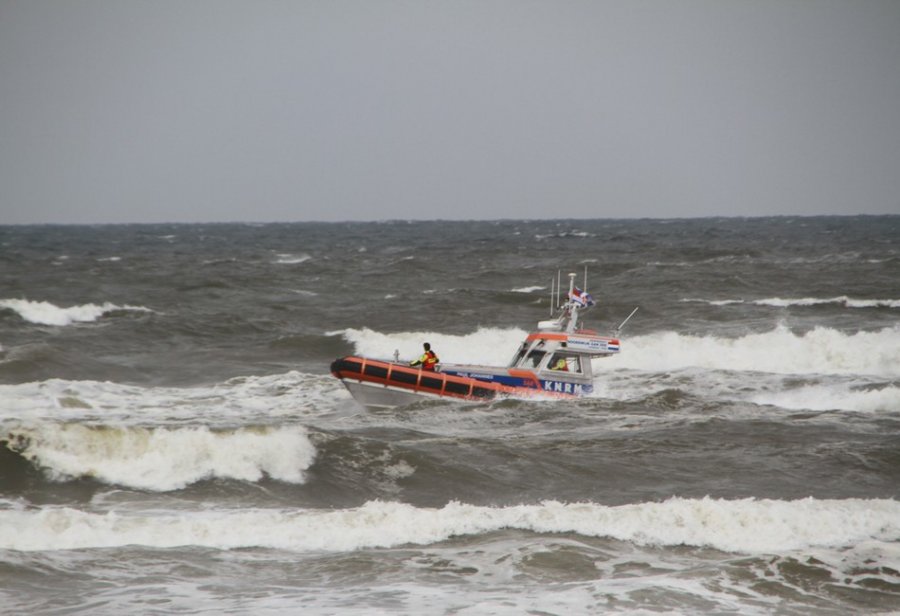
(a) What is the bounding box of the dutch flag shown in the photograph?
[569,286,596,307]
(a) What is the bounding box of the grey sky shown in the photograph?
[1,0,898,224]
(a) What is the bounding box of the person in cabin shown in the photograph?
[552,356,568,371]
[410,342,439,371]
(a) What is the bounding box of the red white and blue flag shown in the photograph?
[569,287,595,307]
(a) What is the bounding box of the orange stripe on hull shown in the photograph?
[330,356,574,402]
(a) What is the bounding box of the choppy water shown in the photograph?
[1,217,899,614]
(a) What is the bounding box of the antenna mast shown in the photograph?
[549,275,554,317]
[615,307,640,335]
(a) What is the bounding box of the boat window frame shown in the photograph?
[511,339,549,369]
[547,352,583,374]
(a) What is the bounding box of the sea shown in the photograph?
[1,216,898,615]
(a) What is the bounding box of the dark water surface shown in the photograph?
[1,217,898,614]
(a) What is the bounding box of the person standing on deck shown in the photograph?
[409,342,439,370]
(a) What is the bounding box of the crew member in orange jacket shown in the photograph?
[409,342,439,371]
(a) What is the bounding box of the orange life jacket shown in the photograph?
[421,350,438,370]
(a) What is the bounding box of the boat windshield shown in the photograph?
[524,350,546,368]
[509,343,528,367]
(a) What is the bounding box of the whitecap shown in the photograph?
[751,383,900,413]
[273,253,312,265]
[4,422,316,491]
[1,496,897,554]
[612,325,900,378]
[682,297,900,308]
[0,299,152,326]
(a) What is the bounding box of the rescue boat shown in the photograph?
[331,272,636,410]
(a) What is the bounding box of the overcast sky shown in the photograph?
[1,1,898,224]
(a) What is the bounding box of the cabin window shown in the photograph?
[509,343,529,367]
[525,350,546,368]
[549,354,582,373]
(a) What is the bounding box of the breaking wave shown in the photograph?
[1,496,897,554]
[750,384,900,413]
[2,423,316,491]
[0,298,152,326]
[616,325,900,377]
[682,296,900,308]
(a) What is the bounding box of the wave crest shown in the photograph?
[4,423,316,491]
[682,297,900,308]
[1,497,896,553]
[614,325,900,377]
[0,299,152,326]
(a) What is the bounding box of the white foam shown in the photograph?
[585,366,900,416]
[751,384,900,413]
[682,297,900,308]
[5,423,316,491]
[511,286,545,293]
[1,497,897,554]
[613,325,900,377]
[0,372,351,428]
[273,253,312,264]
[0,298,152,326]
[681,298,744,306]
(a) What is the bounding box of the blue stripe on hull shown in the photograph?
[440,370,532,389]
[441,370,592,396]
